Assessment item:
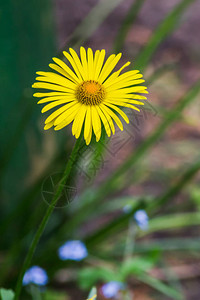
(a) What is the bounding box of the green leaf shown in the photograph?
[78,267,120,290]
[135,273,183,300]
[120,257,155,280]
[44,289,67,300]
[0,288,15,300]
[139,212,200,237]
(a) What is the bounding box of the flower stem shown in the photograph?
[14,134,83,299]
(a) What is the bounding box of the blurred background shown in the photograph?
[1,0,200,299]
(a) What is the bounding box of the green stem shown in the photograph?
[113,0,146,54]
[14,134,83,300]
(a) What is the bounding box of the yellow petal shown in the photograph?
[63,51,83,81]
[35,73,76,90]
[80,47,88,80]
[93,49,106,80]
[87,48,94,79]
[98,53,122,83]
[104,102,129,124]
[101,104,123,131]
[105,78,145,92]
[53,57,81,84]
[103,70,140,88]
[106,92,147,100]
[105,98,145,106]
[45,101,77,124]
[69,48,87,81]
[54,108,79,130]
[49,63,75,82]
[84,106,92,144]
[32,82,75,93]
[91,106,101,142]
[97,54,116,82]
[96,106,111,137]
[54,102,80,126]
[72,105,87,138]
[37,95,74,104]
[99,104,115,134]
[110,86,148,94]
[93,50,100,74]
[44,121,54,130]
[42,99,74,113]
[33,92,68,98]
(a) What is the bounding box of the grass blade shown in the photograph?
[59,0,125,51]
[136,273,183,300]
[135,0,196,71]
[114,0,147,53]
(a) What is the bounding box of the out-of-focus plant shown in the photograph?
[1,0,200,299]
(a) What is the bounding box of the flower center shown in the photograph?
[76,80,105,105]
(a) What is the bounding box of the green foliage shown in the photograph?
[44,290,67,300]
[1,0,200,299]
[79,267,119,290]
[0,289,15,300]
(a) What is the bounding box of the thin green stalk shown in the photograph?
[113,0,146,53]
[14,134,83,300]
[149,159,200,212]
[79,80,200,210]
[98,81,200,196]
[84,159,200,247]
[134,0,196,71]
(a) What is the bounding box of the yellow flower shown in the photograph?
[32,47,148,145]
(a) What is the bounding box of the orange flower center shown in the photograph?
[76,80,105,105]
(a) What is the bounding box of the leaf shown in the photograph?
[139,212,200,237]
[135,273,183,300]
[78,267,120,290]
[44,289,67,300]
[0,288,15,300]
[120,257,155,280]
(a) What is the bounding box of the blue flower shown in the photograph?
[101,281,124,298]
[134,209,149,231]
[22,266,48,286]
[58,240,88,261]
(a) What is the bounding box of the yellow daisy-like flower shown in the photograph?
[32,47,148,145]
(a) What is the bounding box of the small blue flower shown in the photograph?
[58,240,88,261]
[101,281,124,298]
[134,209,149,231]
[22,266,48,286]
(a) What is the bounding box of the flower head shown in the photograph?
[134,209,149,231]
[22,266,48,286]
[101,281,125,298]
[33,47,148,145]
[58,240,88,261]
